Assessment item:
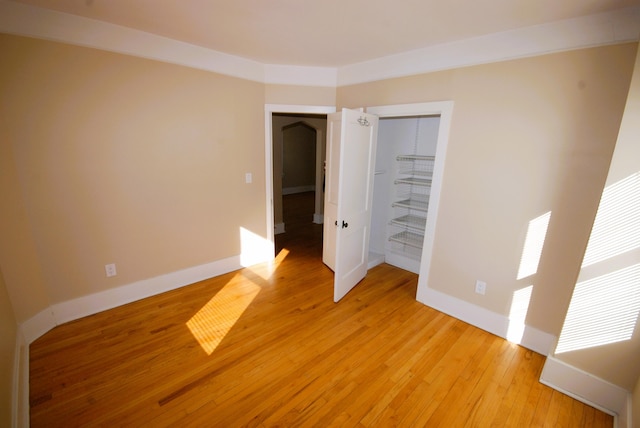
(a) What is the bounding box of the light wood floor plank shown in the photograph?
[29,192,613,427]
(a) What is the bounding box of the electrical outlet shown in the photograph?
[475,280,486,295]
[105,263,117,277]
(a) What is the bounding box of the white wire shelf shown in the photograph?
[398,169,434,177]
[389,230,424,249]
[396,154,435,162]
[392,197,429,212]
[394,177,432,186]
[390,214,426,231]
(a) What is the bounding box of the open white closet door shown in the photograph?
[322,108,379,302]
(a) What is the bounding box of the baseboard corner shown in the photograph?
[540,355,629,424]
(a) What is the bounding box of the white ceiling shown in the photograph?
[9,0,640,67]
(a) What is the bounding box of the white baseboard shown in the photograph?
[52,255,242,326]
[282,185,315,195]
[540,356,630,427]
[367,252,385,270]
[385,253,420,275]
[20,308,56,345]
[15,254,250,427]
[274,222,286,235]
[11,331,28,428]
[313,213,323,224]
[21,255,243,344]
[11,331,20,428]
[417,286,557,356]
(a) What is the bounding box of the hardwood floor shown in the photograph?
[29,192,613,427]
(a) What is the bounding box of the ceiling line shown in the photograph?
[0,1,638,87]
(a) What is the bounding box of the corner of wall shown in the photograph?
[19,309,56,346]
[14,253,248,427]
[417,285,557,356]
[540,356,630,426]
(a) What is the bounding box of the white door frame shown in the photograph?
[366,101,454,302]
[264,104,336,254]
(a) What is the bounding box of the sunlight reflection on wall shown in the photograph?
[507,285,533,344]
[517,212,551,280]
[581,172,640,267]
[240,227,273,269]
[505,212,551,345]
[556,172,640,354]
[556,264,640,353]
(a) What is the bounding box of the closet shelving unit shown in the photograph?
[388,153,434,258]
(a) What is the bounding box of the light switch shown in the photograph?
[245,172,252,184]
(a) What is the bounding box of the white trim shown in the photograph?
[11,331,21,428]
[367,101,454,118]
[19,308,56,345]
[384,253,420,275]
[337,7,640,86]
[1,1,638,87]
[51,256,241,326]
[10,330,28,428]
[20,255,243,345]
[11,333,17,428]
[417,286,557,355]
[367,252,385,270]
[313,213,324,224]
[264,64,337,87]
[0,0,265,82]
[18,334,28,428]
[540,356,630,427]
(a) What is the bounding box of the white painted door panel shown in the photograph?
[322,113,342,271]
[323,108,378,302]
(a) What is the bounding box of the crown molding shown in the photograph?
[264,64,337,87]
[1,0,639,87]
[0,0,265,82]
[337,7,640,86]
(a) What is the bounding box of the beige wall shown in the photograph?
[0,34,265,306]
[2,31,638,414]
[265,84,336,107]
[0,269,17,428]
[338,43,637,337]
[0,69,51,323]
[553,44,640,391]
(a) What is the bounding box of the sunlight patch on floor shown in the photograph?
[187,232,290,355]
[186,276,261,355]
[247,248,290,281]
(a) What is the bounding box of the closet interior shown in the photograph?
[369,115,441,274]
